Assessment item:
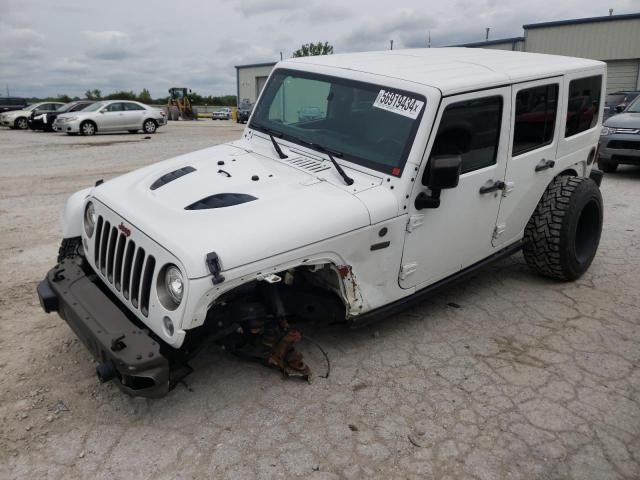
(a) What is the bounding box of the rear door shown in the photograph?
[122,102,146,128]
[493,78,563,247]
[400,87,511,289]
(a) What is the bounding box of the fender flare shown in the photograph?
[61,187,93,238]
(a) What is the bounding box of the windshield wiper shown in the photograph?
[313,145,354,186]
[253,124,288,159]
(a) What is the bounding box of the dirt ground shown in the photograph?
[0,122,639,480]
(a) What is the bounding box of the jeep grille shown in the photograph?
[94,215,156,317]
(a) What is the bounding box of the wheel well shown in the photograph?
[197,263,349,337]
[558,168,578,177]
[145,118,157,125]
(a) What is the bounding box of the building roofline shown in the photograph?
[523,12,640,29]
[453,37,525,48]
[235,62,277,69]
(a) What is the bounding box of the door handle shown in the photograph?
[479,180,505,194]
[535,159,555,172]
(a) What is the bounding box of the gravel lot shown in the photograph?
[1,122,639,480]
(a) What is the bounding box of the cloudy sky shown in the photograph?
[0,0,637,98]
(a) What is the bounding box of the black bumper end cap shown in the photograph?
[590,168,604,187]
[37,278,58,313]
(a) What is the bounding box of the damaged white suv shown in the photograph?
[38,48,606,397]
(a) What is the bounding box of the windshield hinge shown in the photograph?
[400,263,417,280]
[492,224,506,240]
[407,214,425,233]
[206,252,225,285]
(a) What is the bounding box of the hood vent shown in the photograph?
[185,193,257,210]
[284,152,331,174]
[150,166,196,190]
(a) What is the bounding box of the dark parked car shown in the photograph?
[0,97,28,113]
[598,96,640,172]
[29,100,94,131]
[236,101,254,123]
[603,91,640,119]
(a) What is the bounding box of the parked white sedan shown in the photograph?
[53,100,167,135]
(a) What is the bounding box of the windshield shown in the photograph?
[250,69,426,176]
[627,97,640,113]
[25,103,45,112]
[606,94,626,106]
[82,101,106,112]
[59,102,80,113]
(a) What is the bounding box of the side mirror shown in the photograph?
[423,155,462,189]
[415,155,462,210]
[615,104,625,113]
[99,109,106,113]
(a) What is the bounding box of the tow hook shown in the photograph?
[96,362,117,383]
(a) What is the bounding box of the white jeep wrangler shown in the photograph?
[38,48,605,397]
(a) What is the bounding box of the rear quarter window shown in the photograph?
[565,75,602,138]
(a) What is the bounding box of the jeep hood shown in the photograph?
[92,143,375,278]
[603,112,640,128]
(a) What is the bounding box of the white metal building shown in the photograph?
[235,62,276,104]
[236,13,640,101]
[458,13,640,92]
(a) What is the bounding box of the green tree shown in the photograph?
[138,88,152,104]
[56,94,72,103]
[104,90,137,101]
[292,42,334,57]
[85,89,102,100]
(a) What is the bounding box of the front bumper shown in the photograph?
[598,134,640,163]
[53,119,81,133]
[37,257,171,397]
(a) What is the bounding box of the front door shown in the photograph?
[100,102,125,130]
[400,87,511,289]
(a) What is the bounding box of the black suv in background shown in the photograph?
[0,97,28,113]
[236,101,254,124]
[29,100,94,131]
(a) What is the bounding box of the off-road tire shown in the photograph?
[597,157,618,173]
[523,176,603,281]
[57,237,83,263]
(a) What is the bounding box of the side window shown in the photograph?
[565,75,601,137]
[513,84,559,156]
[107,103,123,112]
[430,96,503,174]
[123,102,144,111]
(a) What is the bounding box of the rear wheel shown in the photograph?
[597,157,618,173]
[80,121,96,136]
[523,176,603,281]
[143,119,157,134]
[15,117,28,130]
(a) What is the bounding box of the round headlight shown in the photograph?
[84,202,96,237]
[165,265,184,305]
